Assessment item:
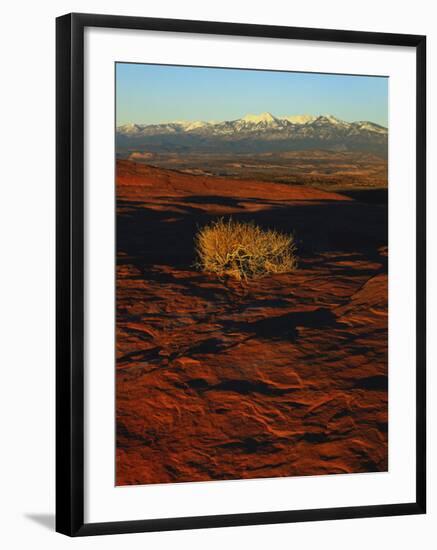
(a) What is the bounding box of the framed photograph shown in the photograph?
[56,13,426,536]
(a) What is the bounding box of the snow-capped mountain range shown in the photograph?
[117,112,388,156]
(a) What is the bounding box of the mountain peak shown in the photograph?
[241,112,277,123]
[316,114,343,124]
[281,114,317,125]
[175,120,210,131]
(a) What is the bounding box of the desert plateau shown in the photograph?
[115,156,388,485]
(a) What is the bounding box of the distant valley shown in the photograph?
[118,149,388,192]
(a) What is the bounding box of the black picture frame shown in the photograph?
[56,12,426,537]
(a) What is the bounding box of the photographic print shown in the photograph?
[115,63,388,486]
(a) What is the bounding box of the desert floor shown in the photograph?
[115,159,388,485]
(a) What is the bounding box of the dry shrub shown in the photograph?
[195,218,297,280]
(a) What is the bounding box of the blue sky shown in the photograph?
[116,63,388,127]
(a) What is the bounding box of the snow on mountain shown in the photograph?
[319,114,343,125]
[352,121,388,134]
[281,114,317,124]
[118,123,144,134]
[241,112,278,123]
[117,113,387,135]
[312,115,351,128]
[116,113,388,156]
[174,120,212,131]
